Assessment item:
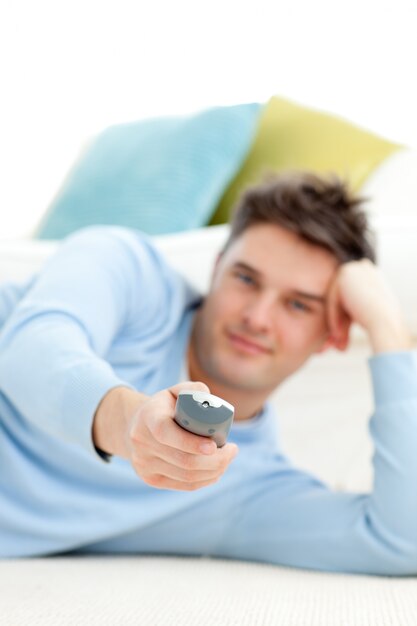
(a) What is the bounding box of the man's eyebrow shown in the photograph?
[232,262,326,303]
[291,290,326,304]
[232,261,261,276]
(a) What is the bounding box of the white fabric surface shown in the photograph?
[1,556,416,626]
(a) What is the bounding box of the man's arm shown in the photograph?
[0,225,238,483]
[0,226,169,458]
[221,261,417,575]
[221,352,417,575]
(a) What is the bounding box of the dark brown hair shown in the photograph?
[222,171,376,263]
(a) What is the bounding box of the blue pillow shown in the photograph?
[36,103,262,239]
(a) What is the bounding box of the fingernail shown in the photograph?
[200,442,215,454]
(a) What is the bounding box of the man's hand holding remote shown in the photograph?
[93,381,239,491]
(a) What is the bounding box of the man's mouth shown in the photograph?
[226,331,272,355]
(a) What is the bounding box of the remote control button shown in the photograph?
[208,429,215,434]
[182,420,189,426]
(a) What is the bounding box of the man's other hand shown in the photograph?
[326,258,412,354]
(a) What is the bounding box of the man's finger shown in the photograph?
[168,381,210,400]
[147,458,221,483]
[150,412,217,455]
[337,313,352,351]
[145,474,221,492]
[156,441,239,472]
[326,283,341,344]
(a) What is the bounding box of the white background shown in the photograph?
[1,0,416,239]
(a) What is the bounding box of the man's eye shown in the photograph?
[289,299,310,312]
[235,272,255,286]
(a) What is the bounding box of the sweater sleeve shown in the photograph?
[225,351,417,575]
[0,226,171,460]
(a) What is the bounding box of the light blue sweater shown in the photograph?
[0,226,416,575]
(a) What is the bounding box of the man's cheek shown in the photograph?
[285,324,320,351]
[303,314,328,337]
[217,302,240,325]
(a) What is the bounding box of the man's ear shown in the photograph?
[316,320,352,354]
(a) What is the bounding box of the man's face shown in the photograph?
[191,223,340,394]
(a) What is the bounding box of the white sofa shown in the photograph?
[1,152,417,624]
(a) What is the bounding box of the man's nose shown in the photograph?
[242,293,276,333]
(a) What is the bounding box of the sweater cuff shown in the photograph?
[60,361,135,462]
[369,350,417,407]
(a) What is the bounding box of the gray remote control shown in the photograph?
[174,390,235,448]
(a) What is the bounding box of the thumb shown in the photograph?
[168,380,211,400]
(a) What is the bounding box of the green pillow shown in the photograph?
[209,96,402,225]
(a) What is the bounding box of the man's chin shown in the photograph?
[210,361,279,392]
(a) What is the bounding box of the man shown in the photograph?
[0,172,416,575]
